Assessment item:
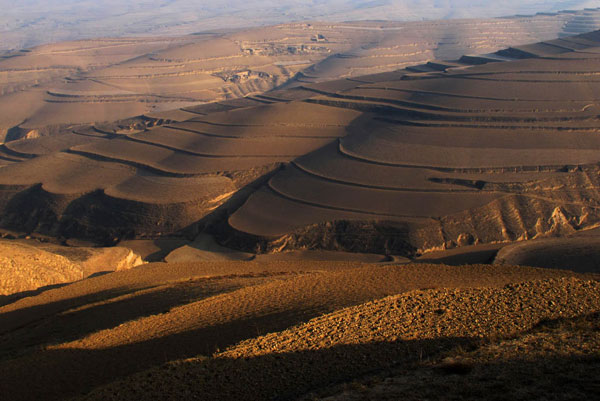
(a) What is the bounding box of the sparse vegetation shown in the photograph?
[0,261,597,401]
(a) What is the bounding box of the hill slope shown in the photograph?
[0,260,596,400]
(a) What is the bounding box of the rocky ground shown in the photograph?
[0,260,597,400]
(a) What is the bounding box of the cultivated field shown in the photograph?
[4,30,600,262]
[3,1,599,51]
[228,30,600,258]
[2,10,599,140]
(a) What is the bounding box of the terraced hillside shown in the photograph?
[4,30,600,256]
[3,1,600,51]
[228,30,600,255]
[2,9,600,140]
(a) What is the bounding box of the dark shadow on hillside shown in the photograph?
[0,165,284,247]
[416,245,504,266]
[0,323,476,401]
[141,238,190,262]
[0,287,151,338]
[0,276,274,359]
[0,184,68,236]
[187,114,372,253]
[417,249,498,265]
[3,312,600,401]
[0,282,71,308]
[203,113,419,256]
[169,164,285,250]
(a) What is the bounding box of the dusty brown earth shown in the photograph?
[3,2,598,51]
[2,14,600,401]
[318,311,600,400]
[4,29,600,294]
[0,10,594,140]
[7,29,600,256]
[0,238,142,299]
[0,260,597,401]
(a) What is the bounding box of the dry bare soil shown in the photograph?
[5,29,600,265]
[2,9,600,140]
[2,1,599,50]
[1,260,598,400]
[3,21,600,400]
[0,238,142,299]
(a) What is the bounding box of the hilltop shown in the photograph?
[2,1,600,50]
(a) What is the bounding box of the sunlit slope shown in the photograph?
[0,239,142,297]
[0,261,590,401]
[77,273,600,401]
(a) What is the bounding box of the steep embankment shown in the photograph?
[0,239,142,298]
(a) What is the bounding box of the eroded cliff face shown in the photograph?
[220,199,600,258]
[0,186,218,245]
[217,220,417,256]
[223,163,600,257]
[0,240,143,297]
